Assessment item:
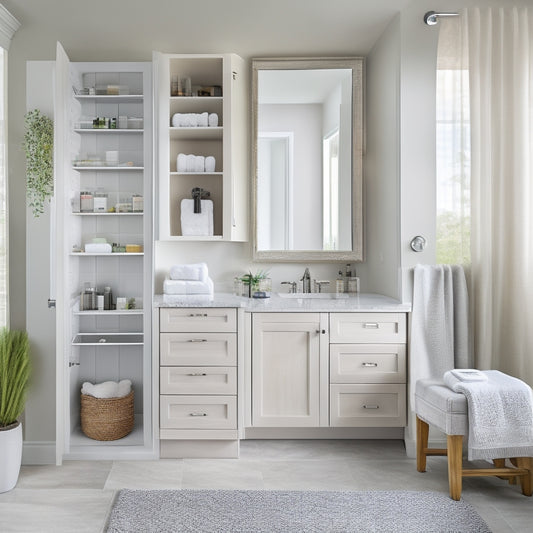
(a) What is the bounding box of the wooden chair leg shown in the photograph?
[447,434,463,501]
[416,416,429,472]
[515,457,533,496]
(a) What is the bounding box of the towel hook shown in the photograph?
[410,236,427,252]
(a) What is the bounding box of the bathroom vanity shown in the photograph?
[154,293,410,458]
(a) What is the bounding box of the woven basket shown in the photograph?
[80,390,134,441]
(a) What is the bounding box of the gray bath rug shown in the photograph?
[106,489,491,532]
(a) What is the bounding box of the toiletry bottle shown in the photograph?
[335,270,344,294]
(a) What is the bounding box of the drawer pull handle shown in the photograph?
[189,412,208,417]
[188,372,207,376]
[188,339,208,343]
[362,362,378,367]
[188,313,208,317]
[363,405,380,409]
[363,322,379,329]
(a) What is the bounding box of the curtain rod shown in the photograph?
[424,11,459,26]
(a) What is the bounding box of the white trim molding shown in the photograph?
[22,441,56,465]
[0,4,20,50]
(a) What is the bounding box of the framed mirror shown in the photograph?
[252,57,364,262]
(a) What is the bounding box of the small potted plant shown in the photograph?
[240,270,271,298]
[0,329,30,492]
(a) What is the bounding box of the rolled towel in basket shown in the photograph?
[208,113,218,127]
[81,379,132,399]
[169,262,208,282]
[205,156,216,172]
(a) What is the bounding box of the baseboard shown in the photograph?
[22,441,56,465]
[243,427,405,440]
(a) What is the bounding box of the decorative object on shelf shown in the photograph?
[240,270,271,298]
[0,328,30,492]
[24,109,54,217]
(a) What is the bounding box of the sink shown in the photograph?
[277,292,349,299]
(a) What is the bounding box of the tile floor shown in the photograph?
[1,439,532,532]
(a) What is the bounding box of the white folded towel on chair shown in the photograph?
[444,369,533,460]
[163,277,213,295]
[169,262,208,282]
[444,369,489,385]
[81,379,132,399]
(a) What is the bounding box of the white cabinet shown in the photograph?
[158,308,239,457]
[54,44,153,462]
[329,313,407,427]
[251,313,325,427]
[154,53,248,242]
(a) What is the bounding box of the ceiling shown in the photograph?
[4,0,415,61]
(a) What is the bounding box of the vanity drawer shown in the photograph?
[160,333,237,366]
[330,384,406,427]
[160,308,237,333]
[330,344,406,384]
[160,366,237,395]
[329,313,406,344]
[160,395,237,429]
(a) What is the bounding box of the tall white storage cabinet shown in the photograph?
[153,52,248,241]
[54,44,154,462]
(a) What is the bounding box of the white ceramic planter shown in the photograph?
[0,421,22,493]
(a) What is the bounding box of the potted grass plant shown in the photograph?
[0,328,30,493]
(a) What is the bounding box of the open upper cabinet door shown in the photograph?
[54,41,71,465]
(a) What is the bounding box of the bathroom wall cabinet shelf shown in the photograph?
[154,52,248,241]
[54,43,154,463]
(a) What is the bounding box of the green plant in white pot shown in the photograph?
[0,329,30,493]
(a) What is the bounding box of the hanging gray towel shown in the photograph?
[409,264,471,407]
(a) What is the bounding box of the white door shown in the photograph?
[252,313,320,427]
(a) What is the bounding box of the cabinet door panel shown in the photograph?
[329,313,406,343]
[160,308,236,333]
[160,395,237,429]
[160,366,237,395]
[252,313,320,427]
[160,333,236,366]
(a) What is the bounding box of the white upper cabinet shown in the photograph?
[153,52,248,242]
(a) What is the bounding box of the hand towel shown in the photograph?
[163,277,214,295]
[81,379,132,399]
[409,264,471,407]
[177,153,187,172]
[444,370,533,460]
[208,113,219,127]
[84,242,112,254]
[163,293,214,305]
[205,156,216,172]
[169,262,208,282]
[180,198,214,236]
[197,112,208,127]
[186,154,196,173]
[194,155,205,172]
[444,369,488,387]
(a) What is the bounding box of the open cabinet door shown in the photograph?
[54,41,71,465]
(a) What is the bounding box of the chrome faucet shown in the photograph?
[301,268,311,293]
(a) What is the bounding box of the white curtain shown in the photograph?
[438,8,533,386]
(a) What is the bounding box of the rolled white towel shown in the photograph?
[171,113,183,127]
[194,155,205,172]
[187,113,198,127]
[205,156,216,172]
[197,112,208,127]
[208,113,219,127]
[164,277,214,295]
[177,153,187,172]
[186,154,196,173]
[169,262,208,281]
[85,242,112,254]
[81,379,132,399]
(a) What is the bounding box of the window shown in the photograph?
[436,68,471,265]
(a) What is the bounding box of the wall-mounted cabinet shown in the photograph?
[153,52,248,241]
[54,43,154,462]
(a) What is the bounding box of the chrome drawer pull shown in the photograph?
[188,372,207,376]
[362,362,378,367]
[363,405,380,409]
[187,339,208,343]
[363,322,379,329]
[189,412,208,417]
[188,313,208,317]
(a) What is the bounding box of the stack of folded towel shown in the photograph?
[81,379,132,398]
[177,153,216,173]
[163,262,214,304]
[171,112,218,128]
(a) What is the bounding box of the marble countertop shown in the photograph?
[154,293,411,312]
